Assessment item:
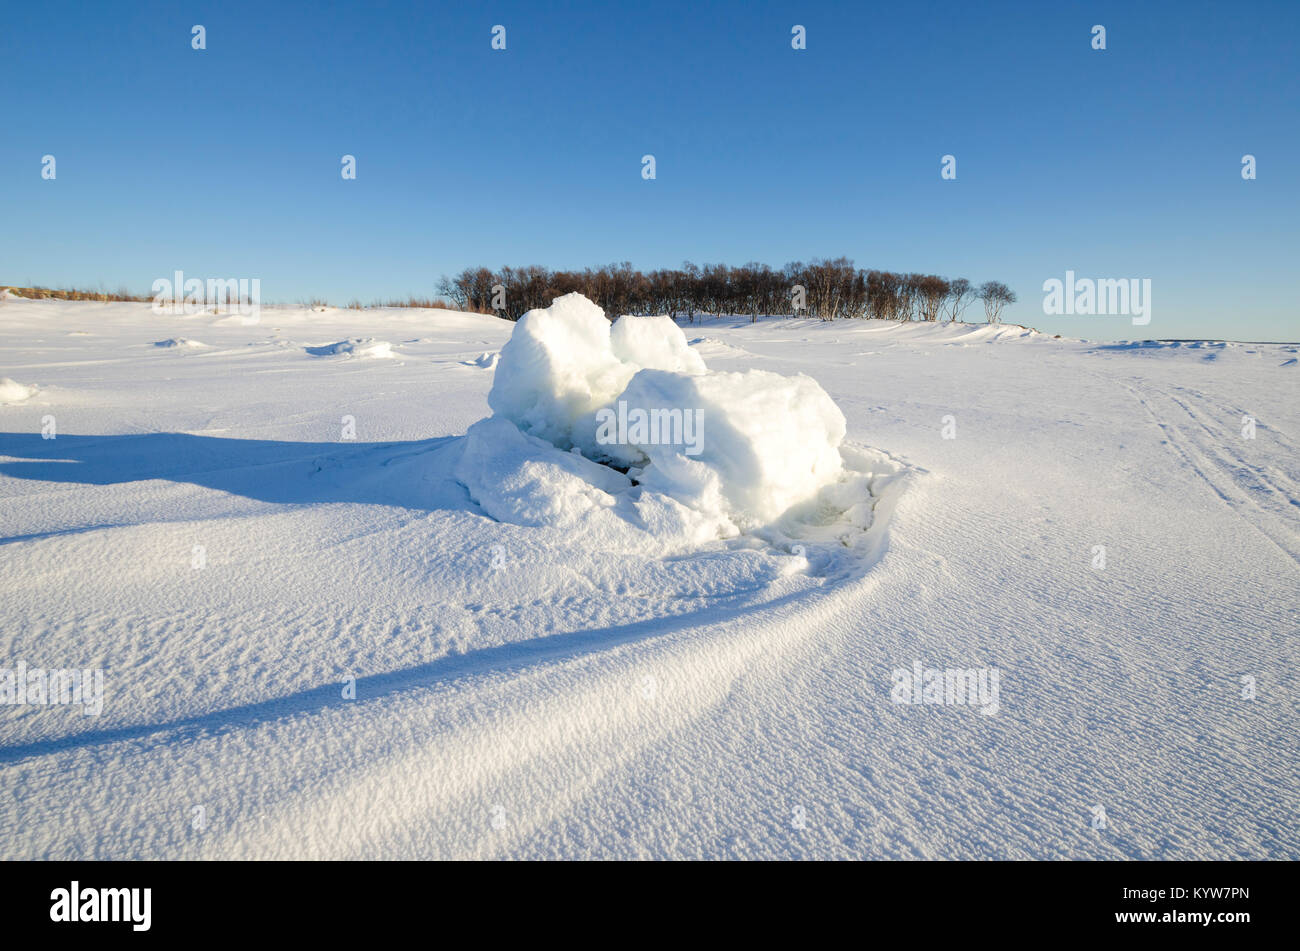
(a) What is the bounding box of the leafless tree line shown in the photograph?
[437,260,1016,323]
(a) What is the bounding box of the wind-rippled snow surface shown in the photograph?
[0,298,1296,859]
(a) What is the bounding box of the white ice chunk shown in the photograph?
[610,314,707,375]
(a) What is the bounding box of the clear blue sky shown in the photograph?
[2,0,1296,340]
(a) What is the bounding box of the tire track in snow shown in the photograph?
[1116,378,1300,568]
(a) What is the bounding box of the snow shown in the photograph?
[487,294,850,532]
[455,415,633,530]
[611,313,708,375]
[0,378,37,403]
[605,367,846,529]
[152,338,206,349]
[487,293,636,449]
[0,300,1296,860]
[305,338,395,358]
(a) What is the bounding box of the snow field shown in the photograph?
[0,297,1295,859]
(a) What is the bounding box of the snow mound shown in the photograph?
[687,336,755,361]
[612,314,707,375]
[598,367,846,527]
[153,337,206,348]
[0,378,37,403]
[305,338,395,358]
[456,416,632,530]
[463,351,499,369]
[487,293,636,448]
[480,294,853,533]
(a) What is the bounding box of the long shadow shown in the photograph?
[0,431,465,527]
[0,581,820,766]
[0,429,893,765]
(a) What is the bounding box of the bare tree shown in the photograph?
[896,273,922,321]
[944,278,975,323]
[979,281,1016,324]
[916,275,950,322]
[436,261,1017,327]
[865,270,900,320]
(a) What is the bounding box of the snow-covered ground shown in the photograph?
[0,296,1296,859]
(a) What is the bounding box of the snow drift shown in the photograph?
[471,293,855,534]
[486,293,637,449]
[153,337,206,349]
[305,338,395,358]
[0,378,37,403]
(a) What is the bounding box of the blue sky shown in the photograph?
[2,0,1296,340]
